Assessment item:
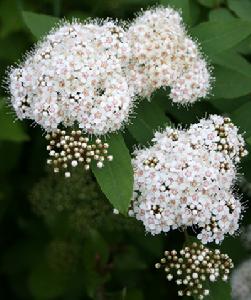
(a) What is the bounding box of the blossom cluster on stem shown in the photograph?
[8,7,212,135]
[129,115,247,244]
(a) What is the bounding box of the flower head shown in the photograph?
[129,115,247,244]
[9,21,132,135]
[126,7,212,103]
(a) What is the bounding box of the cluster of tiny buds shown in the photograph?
[46,129,113,178]
[215,117,247,162]
[150,204,163,216]
[143,157,159,168]
[155,242,233,299]
[168,131,179,141]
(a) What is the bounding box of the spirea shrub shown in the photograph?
[6,4,249,300]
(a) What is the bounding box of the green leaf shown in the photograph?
[92,133,133,214]
[82,230,109,298]
[191,20,251,57]
[212,50,251,78]
[2,240,44,275]
[84,229,109,266]
[160,0,191,24]
[127,100,170,145]
[220,236,249,265]
[198,0,224,8]
[0,34,29,61]
[234,35,251,55]
[0,0,24,38]
[210,95,249,113]
[0,99,29,142]
[212,65,251,99]
[231,102,251,136]
[123,289,144,300]
[113,246,147,271]
[156,91,215,124]
[105,288,144,300]
[209,280,231,300]
[22,11,59,40]
[209,8,235,21]
[189,1,202,26]
[129,232,164,257]
[29,260,67,299]
[66,11,89,21]
[228,0,251,20]
[246,136,251,146]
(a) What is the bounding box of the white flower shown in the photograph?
[113,208,120,215]
[231,259,251,300]
[125,7,212,103]
[8,21,133,135]
[129,115,246,244]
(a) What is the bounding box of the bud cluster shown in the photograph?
[46,129,113,177]
[155,242,234,299]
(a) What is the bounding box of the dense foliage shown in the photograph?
[1,0,251,299]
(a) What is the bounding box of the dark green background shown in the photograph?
[1,0,251,299]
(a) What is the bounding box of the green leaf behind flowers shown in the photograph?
[22,11,59,40]
[191,20,251,57]
[92,133,133,214]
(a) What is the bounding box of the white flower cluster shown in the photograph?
[9,21,132,135]
[129,115,247,244]
[9,7,212,135]
[231,259,251,300]
[126,7,211,103]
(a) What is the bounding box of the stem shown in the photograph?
[184,228,189,242]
